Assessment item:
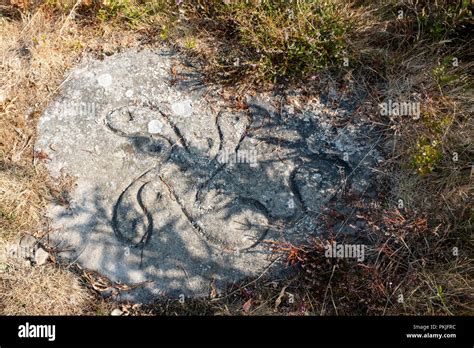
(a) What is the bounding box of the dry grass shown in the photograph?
[0,255,96,315]
[0,166,49,240]
[286,209,473,315]
[0,3,144,315]
[0,10,84,243]
[0,0,472,315]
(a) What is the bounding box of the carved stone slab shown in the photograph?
[36,50,382,301]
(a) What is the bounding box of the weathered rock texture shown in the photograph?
[36,50,382,301]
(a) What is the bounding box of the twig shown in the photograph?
[320,264,336,315]
[58,0,81,37]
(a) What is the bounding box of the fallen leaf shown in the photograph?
[235,97,249,110]
[242,299,252,313]
[209,278,218,299]
[274,285,288,310]
[34,150,50,161]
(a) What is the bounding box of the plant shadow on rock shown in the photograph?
[46,57,383,303]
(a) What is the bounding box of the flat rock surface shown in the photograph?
[36,49,383,301]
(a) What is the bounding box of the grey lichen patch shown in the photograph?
[36,49,383,302]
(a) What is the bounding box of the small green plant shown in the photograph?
[433,56,459,88]
[423,114,452,135]
[419,0,472,40]
[183,36,197,50]
[410,138,443,175]
[44,0,76,11]
[212,0,350,82]
[97,0,148,26]
[68,39,84,51]
[160,24,169,41]
[0,206,16,227]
